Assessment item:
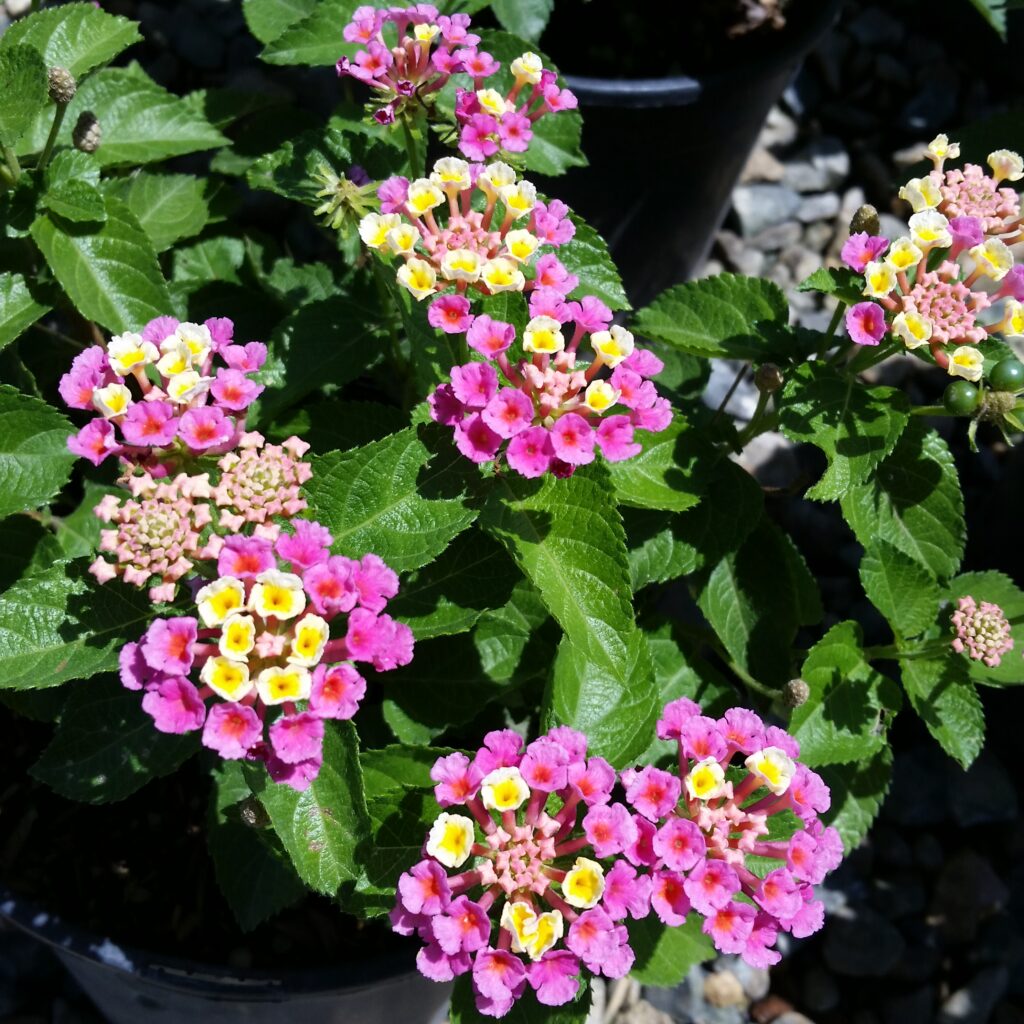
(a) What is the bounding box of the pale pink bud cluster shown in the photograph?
[119,524,413,790]
[951,595,1015,668]
[393,727,639,1017]
[61,315,265,471]
[89,473,218,603]
[428,301,671,477]
[838,137,1024,385]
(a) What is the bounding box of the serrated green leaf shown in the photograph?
[450,974,590,1024]
[841,422,965,580]
[0,2,141,77]
[0,273,51,351]
[792,621,902,766]
[17,68,227,165]
[266,398,405,455]
[0,45,48,148]
[627,915,714,987]
[246,720,372,895]
[901,654,984,768]
[0,385,74,518]
[171,235,246,287]
[797,266,865,304]
[246,126,353,206]
[778,363,910,501]
[0,562,154,690]
[53,481,119,559]
[45,149,100,187]
[945,571,1024,686]
[41,179,107,223]
[604,417,708,513]
[30,676,198,804]
[625,509,700,591]
[473,580,551,682]
[207,762,307,931]
[967,0,1021,36]
[557,214,629,312]
[860,540,941,639]
[242,0,319,44]
[818,746,893,852]
[491,0,553,40]
[0,515,63,591]
[306,426,477,573]
[633,274,788,359]
[260,0,362,65]
[31,195,171,333]
[119,172,211,252]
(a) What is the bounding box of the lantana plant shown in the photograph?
[1,4,1022,1024]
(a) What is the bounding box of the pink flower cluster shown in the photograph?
[119,522,413,790]
[951,595,1015,668]
[428,298,671,477]
[394,706,843,1017]
[336,5,576,155]
[61,316,265,470]
[359,157,574,305]
[837,136,1023,384]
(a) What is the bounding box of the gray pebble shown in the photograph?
[716,230,767,277]
[732,184,803,237]
[939,966,1010,1024]
[750,220,804,252]
[759,106,799,149]
[774,1014,818,1024]
[798,192,841,223]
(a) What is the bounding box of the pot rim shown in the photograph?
[563,0,842,107]
[0,883,418,1001]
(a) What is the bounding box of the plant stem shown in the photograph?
[30,321,86,350]
[37,103,68,176]
[736,390,772,448]
[400,117,421,178]
[371,259,408,397]
[864,641,951,661]
[816,301,846,360]
[2,145,21,183]
[710,362,749,425]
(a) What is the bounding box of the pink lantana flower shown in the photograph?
[845,301,887,346]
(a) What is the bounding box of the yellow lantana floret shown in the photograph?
[156,340,193,379]
[523,315,565,355]
[288,613,330,667]
[988,149,1024,183]
[891,310,932,349]
[562,857,605,909]
[898,177,942,213]
[504,229,540,262]
[413,22,439,42]
[948,345,984,382]
[909,210,952,250]
[92,383,132,419]
[969,238,1014,281]
[250,570,306,621]
[684,757,727,801]
[1004,299,1024,337]
[441,248,483,283]
[397,258,438,301]
[386,223,420,256]
[480,766,530,812]
[481,258,525,293]
[501,180,537,219]
[430,156,471,192]
[196,578,246,627]
[406,179,445,215]
[476,88,508,117]
[425,812,476,869]
[166,370,212,404]
[863,261,897,299]
[510,52,544,85]
[200,656,252,701]
[744,746,796,796]
[359,212,402,250]
[256,665,312,705]
[591,325,635,368]
[218,613,256,662]
[107,333,158,376]
[927,134,960,166]
[583,380,619,414]
[500,902,563,960]
[175,321,213,362]
[478,161,516,197]
[885,237,923,272]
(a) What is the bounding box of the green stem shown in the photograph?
[816,301,847,360]
[371,259,407,394]
[710,362,749,425]
[864,641,951,661]
[846,339,901,376]
[400,117,421,178]
[736,391,772,448]
[30,320,86,350]
[3,145,21,183]
[37,103,67,175]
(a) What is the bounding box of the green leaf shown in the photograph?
[119,172,211,252]
[696,517,821,688]
[246,126,354,206]
[306,426,477,573]
[633,274,788,359]
[945,571,1024,686]
[254,292,380,424]
[0,562,154,691]
[967,0,1023,37]
[841,422,965,580]
[41,179,107,223]
[54,481,119,559]
[901,654,984,769]
[604,417,708,513]
[0,45,48,148]
[450,974,590,1024]
[0,385,74,518]
[0,2,141,77]
[474,580,551,683]
[18,68,227,165]
[266,398,405,454]
[242,0,319,44]
[31,196,171,333]
[45,149,100,186]
[797,266,865,304]
[557,214,629,312]
[260,0,360,65]
[0,273,51,351]
[171,235,246,287]
[818,746,893,852]
[390,530,517,640]
[30,676,198,804]
[0,515,63,591]
[627,915,715,987]
[246,721,372,895]
[859,540,941,639]
[778,363,910,501]
[207,762,307,931]
[792,621,902,766]
[491,0,553,40]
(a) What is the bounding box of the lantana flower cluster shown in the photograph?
[60,316,266,470]
[119,520,413,790]
[841,135,1023,383]
[394,705,842,1017]
[951,595,1014,667]
[359,158,575,307]
[428,296,672,477]
[336,5,576,158]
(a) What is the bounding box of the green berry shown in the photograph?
[988,358,1024,393]
[943,380,981,416]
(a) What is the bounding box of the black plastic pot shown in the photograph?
[546,0,843,306]
[0,886,450,1024]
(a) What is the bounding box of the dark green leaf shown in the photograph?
[0,273,51,351]
[53,481,119,558]
[627,915,714,987]
[818,746,893,852]
[41,179,107,223]
[859,540,941,639]
[491,0,553,40]
[797,266,864,304]
[902,654,984,768]
[171,235,246,287]
[0,515,63,591]
[473,580,550,683]
[0,45,47,148]
[119,172,211,252]
[30,676,197,803]
[260,0,361,65]
[242,0,319,44]
[557,214,629,312]
[266,399,405,454]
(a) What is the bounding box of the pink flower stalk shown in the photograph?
[429,312,671,478]
[951,595,1015,667]
[622,699,843,965]
[394,727,643,1017]
[845,302,887,346]
[360,157,575,304]
[119,521,413,789]
[89,473,218,602]
[60,316,264,470]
